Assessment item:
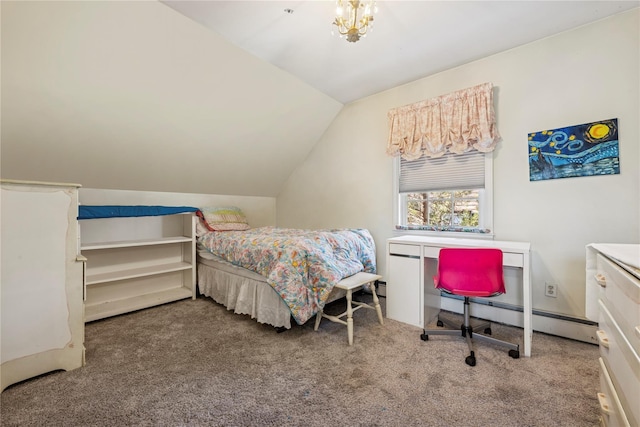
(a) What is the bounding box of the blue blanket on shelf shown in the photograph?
[78,205,198,220]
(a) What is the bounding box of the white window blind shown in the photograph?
[400,151,485,193]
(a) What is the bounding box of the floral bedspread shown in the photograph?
[198,227,377,324]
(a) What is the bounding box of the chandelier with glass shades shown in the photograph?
[333,0,377,43]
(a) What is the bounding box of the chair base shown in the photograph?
[421,297,520,366]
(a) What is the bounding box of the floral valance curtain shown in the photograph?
[386,82,500,160]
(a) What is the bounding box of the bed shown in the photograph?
[195,209,377,329]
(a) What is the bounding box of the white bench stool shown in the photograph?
[314,272,384,345]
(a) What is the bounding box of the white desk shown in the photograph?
[386,235,532,357]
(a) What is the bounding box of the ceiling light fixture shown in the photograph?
[333,0,377,43]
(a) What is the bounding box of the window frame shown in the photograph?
[392,152,494,239]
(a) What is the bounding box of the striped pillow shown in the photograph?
[197,207,250,232]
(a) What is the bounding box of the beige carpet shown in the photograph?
[1,294,600,426]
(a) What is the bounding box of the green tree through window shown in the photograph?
[406,191,479,227]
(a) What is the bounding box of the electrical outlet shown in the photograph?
[545,282,557,298]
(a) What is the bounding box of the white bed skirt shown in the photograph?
[197,248,349,329]
[197,256,294,329]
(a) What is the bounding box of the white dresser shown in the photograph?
[1,180,85,391]
[586,244,640,427]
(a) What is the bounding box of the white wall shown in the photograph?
[1,1,342,196]
[277,10,640,322]
[80,188,276,228]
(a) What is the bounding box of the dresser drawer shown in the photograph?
[598,357,631,427]
[598,300,640,427]
[596,254,640,355]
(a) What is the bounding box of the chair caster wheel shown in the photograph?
[420,333,429,341]
[465,355,476,367]
[508,349,520,359]
[436,320,444,327]
[484,327,492,335]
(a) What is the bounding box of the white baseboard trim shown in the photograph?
[440,296,598,345]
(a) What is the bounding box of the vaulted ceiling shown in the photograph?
[163,1,639,103]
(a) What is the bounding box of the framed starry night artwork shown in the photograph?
[528,118,619,181]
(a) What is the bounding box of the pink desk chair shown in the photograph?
[420,248,520,366]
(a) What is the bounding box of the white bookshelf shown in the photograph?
[80,212,196,322]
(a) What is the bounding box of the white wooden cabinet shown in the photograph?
[586,244,640,427]
[80,212,196,322]
[1,180,85,392]
[386,243,423,327]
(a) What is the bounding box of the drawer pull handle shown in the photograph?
[596,330,609,348]
[594,274,606,287]
[597,392,611,415]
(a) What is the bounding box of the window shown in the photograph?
[386,83,499,235]
[394,151,493,235]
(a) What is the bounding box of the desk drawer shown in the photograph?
[597,254,640,355]
[423,246,441,259]
[389,243,420,257]
[421,246,523,267]
[598,300,640,427]
[503,252,523,268]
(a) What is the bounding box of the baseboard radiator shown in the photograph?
[374,281,597,344]
[440,294,598,345]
